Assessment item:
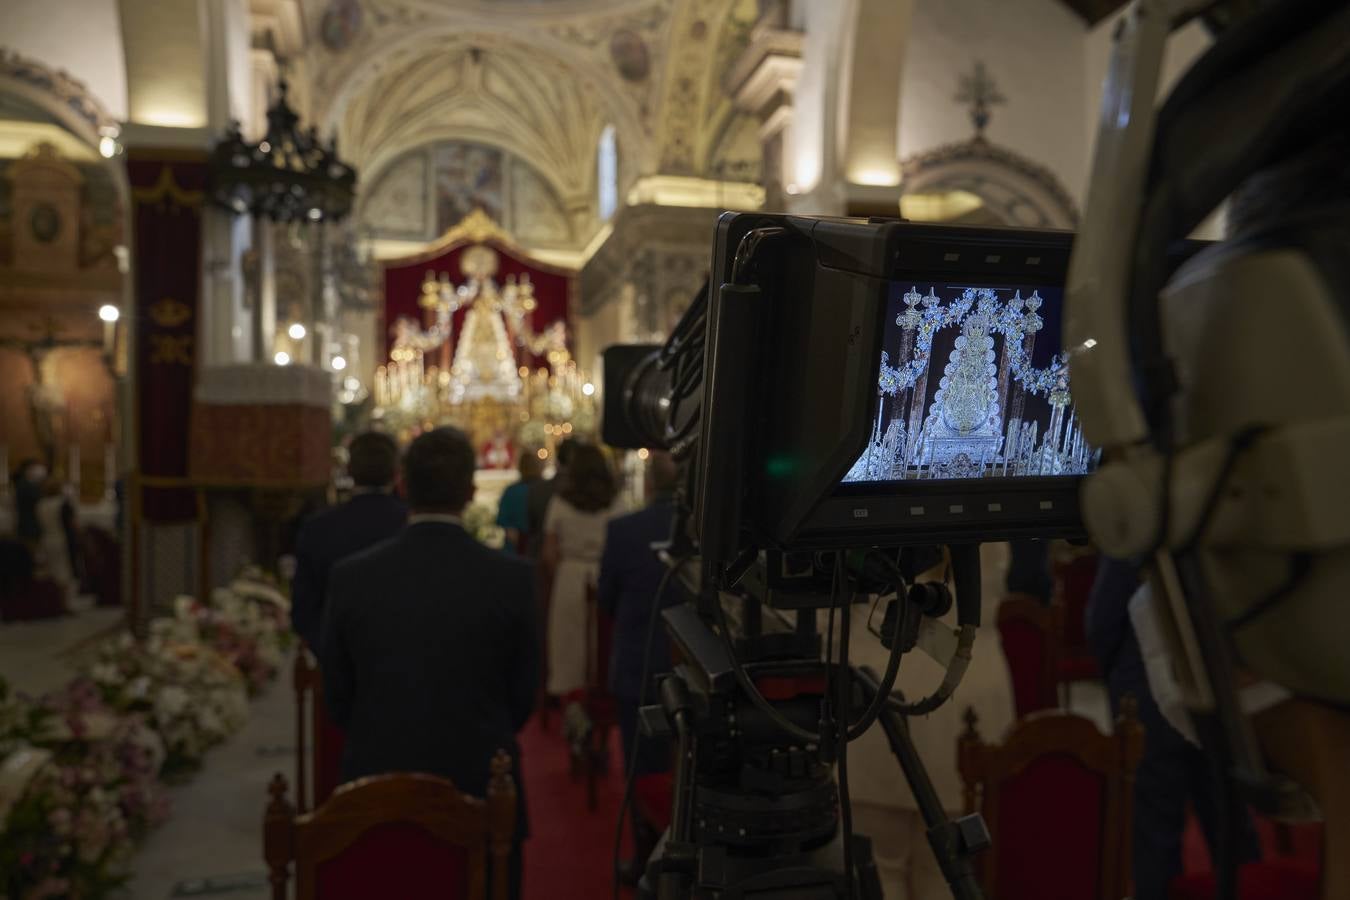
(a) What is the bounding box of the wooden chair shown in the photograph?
[995,593,1063,718]
[293,649,346,812]
[958,698,1144,900]
[264,754,517,900]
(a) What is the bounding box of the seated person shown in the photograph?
[291,431,406,652]
[320,427,539,897]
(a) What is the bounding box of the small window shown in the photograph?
[597,124,618,222]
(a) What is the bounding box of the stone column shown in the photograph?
[728,10,804,212]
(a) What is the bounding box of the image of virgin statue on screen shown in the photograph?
[842,282,1099,483]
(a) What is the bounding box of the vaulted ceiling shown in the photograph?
[302,0,759,233]
[337,39,616,205]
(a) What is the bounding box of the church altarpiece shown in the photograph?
[377,211,589,480]
[0,139,124,501]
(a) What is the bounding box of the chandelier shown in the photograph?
[208,79,356,223]
[373,244,596,455]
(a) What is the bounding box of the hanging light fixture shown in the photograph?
[208,79,357,223]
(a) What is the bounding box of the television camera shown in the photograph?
[604,216,1095,900]
[602,0,1350,898]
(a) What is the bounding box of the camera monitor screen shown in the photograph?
[841,280,1097,485]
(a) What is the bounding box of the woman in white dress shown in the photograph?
[841,542,1016,900]
[540,444,624,699]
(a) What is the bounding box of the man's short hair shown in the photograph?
[348,432,400,488]
[404,427,476,511]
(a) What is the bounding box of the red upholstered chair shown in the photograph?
[294,650,347,812]
[1051,550,1102,703]
[634,773,673,835]
[263,756,517,900]
[996,593,1062,719]
[958,698,1144,900]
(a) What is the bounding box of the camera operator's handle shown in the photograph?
[856,666,989,900]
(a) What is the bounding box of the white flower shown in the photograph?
[197,706,223,737]
[154,685,190,721]
[129,676,151,700]
[90,662,120,685]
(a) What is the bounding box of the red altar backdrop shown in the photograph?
[381,215,575,368]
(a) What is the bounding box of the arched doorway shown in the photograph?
[900,137,1080,229]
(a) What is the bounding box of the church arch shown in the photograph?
[899,138,1080,229]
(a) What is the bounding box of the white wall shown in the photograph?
[898,0,1088,203]
[0,0,129,120]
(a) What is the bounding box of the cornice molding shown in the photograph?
[0,47,118,137]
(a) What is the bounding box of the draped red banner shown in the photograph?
[127,152,207,522]
[381,228,574,369]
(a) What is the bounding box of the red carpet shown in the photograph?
[520,713,634,900]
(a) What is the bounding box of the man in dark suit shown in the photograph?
[291,432,406,651]
[1087,555,1260,899]
[597,450,681,777]
[321,427,538,897]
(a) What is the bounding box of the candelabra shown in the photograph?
[373,245,595,460]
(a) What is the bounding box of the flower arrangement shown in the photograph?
[0,757,134,900]
[0,678,168,900]
[86,627,248,776]
[462,502,506,550]
[172,589,286,696]
[1,567,290,898]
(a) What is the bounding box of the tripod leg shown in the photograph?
[856,667,988,900]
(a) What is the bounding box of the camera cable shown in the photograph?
[834,552,857,900]
[612,555,688,900]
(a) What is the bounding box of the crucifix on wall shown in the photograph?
[956,61,1007,137]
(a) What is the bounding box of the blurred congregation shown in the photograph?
[0,0,1333,899]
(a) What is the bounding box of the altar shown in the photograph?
[376,211,595,467]
[471,467,520,516]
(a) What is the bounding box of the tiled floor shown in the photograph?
[0,611,291,899]
[119,657,293,900]
[0,606,124,695]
